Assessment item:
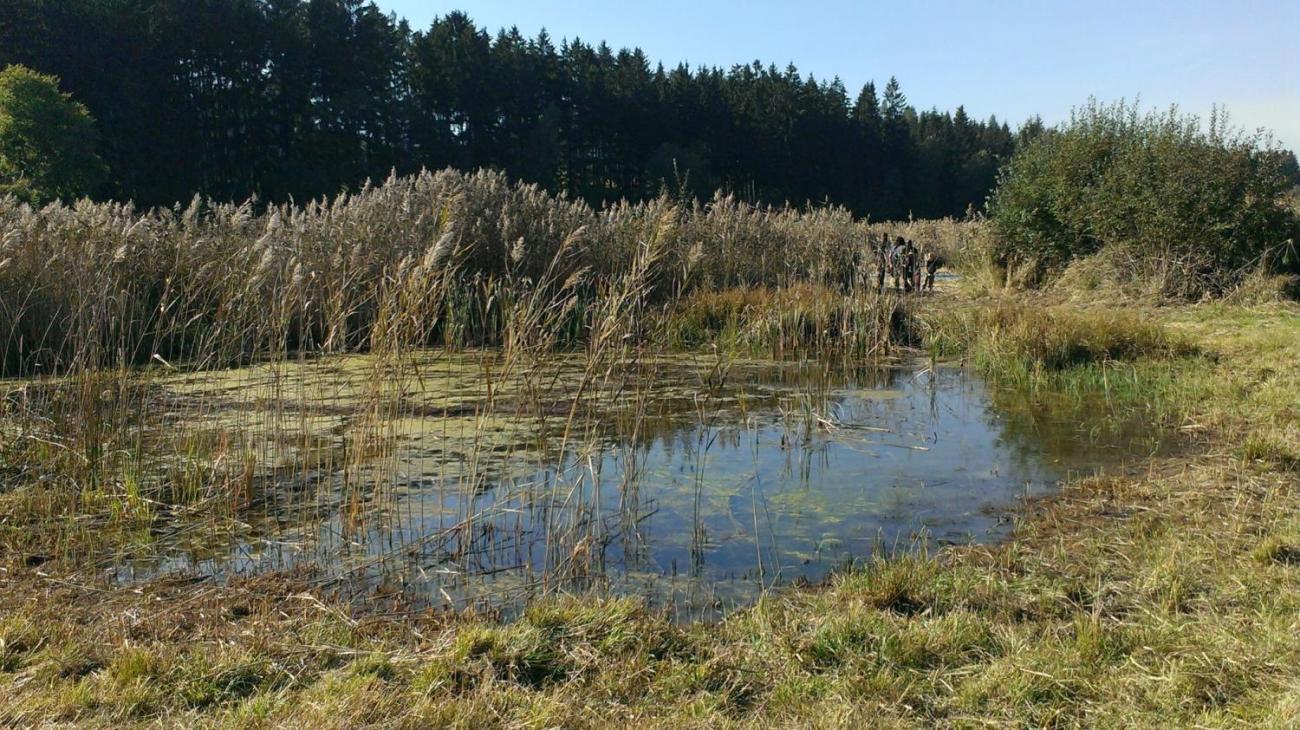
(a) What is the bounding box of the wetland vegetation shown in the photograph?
[1,162,1297,726]
[2,7,1299,724]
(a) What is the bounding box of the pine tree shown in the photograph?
[0,3,1080,217]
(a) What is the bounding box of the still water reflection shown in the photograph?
[119,357,1149,619]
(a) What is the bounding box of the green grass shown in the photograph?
[652,282,916,358]
[2,293,1298,727]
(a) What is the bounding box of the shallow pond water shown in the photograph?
[114,354,1155,619]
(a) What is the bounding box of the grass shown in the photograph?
[654,283,912,357]
[1,174,1298,725]
[2,287,1297,726]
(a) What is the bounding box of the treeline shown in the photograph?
[1,1,1029,217]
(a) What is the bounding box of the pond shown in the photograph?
[112,353,1156,620]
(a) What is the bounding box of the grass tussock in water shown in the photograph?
[923,299,1223,457]
[656,283,914,357]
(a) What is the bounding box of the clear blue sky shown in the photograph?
[378,1,1299,149]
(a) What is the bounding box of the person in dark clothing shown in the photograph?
[901,239,918,293]
[923,251,944,291]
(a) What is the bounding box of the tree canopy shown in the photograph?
[0,64,106,203]
[987,101,1299,298]
[0,2,1033,216]
[15,3,1293,223]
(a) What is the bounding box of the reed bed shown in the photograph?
[0,168,932,377]
[0,169,958,614]
[4,170,1297,724]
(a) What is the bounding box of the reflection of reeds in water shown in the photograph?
[0,169,944,613]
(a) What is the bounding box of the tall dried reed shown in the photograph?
[0,168,973,606]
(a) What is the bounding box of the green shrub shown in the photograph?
[988,100,1298,299]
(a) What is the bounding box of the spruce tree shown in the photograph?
[0,3,1103,218]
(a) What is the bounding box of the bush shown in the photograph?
[987,100,1298,299]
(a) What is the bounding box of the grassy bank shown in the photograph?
[2,289,1297,727]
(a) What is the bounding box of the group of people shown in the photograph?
[869,233,942,294]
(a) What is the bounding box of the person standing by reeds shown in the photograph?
[874,233,889,293]
[923,250,942,291]
[901,239,918,293]
[889,237,906,291]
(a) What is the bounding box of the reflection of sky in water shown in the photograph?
[114,363,1141,620]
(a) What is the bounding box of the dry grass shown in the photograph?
[0,172,942,590]
[1,290,1297,727]
[655,283,913,358]
[0,171,885,378]
[945,300,1196,371]
[1,176,1297,725]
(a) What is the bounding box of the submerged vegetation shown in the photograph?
[3,291,1297,725]
[1,160,1298,725]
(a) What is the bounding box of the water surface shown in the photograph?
[115,354,1148,619]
